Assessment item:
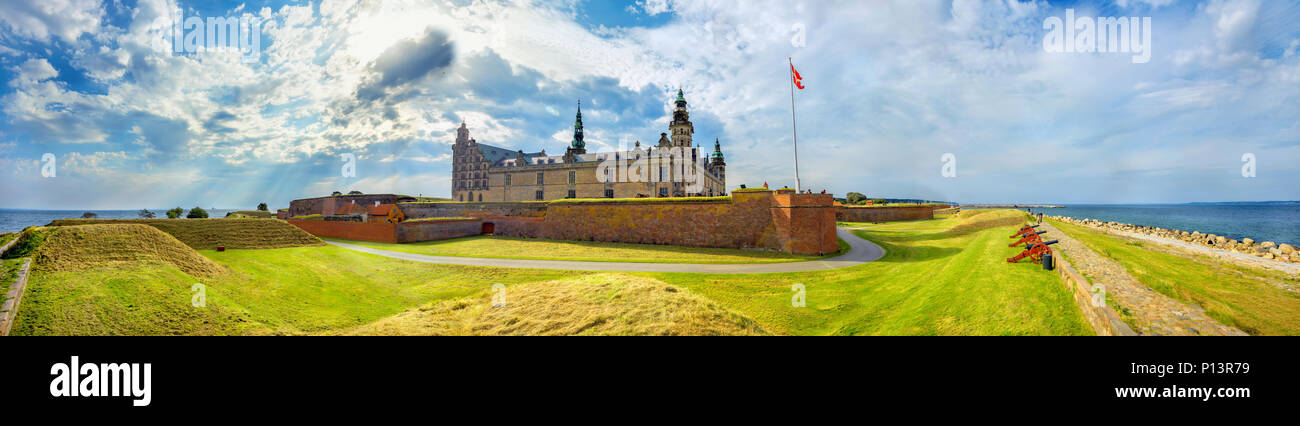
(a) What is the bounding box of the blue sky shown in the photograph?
[0,0,1297,209]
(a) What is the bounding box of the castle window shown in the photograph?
[659,187,668,197]
[567,170,576,184]
[535,190,544,200]
[536,172,544,185]
[505,174,511,186]
[605,188,614,198]
[478,194,483,202]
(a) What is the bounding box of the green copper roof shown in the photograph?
[571,102,585,149]
[676,88,686,103]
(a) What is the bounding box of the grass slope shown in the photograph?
[14,224,225,276]
[324,235,847,264]
[644,210,1093,335]
[1050,219,1300,335]
[47,218,323,250]
[13,243,582,335]
[15,210,1092,336]
[341,274,768,336]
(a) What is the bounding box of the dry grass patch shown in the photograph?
[20,224,226,277]
[340,273,770,336]
[47,218,323,250]
[948,209,1028,233]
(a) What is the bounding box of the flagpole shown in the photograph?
[788,57,801,192]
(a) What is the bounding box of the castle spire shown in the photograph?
[569,100,586,153]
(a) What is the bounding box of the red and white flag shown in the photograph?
[790,63,805,89]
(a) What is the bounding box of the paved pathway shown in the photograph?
[326,227,886,274]
[1041,222,1246,336]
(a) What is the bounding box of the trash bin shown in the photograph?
[1041,253,1054,271]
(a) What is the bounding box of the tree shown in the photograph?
[257,203,268,211]
[166,207,184,219]
[186,207,209,219]
[81,212,98,218]
[331,191,343,196]
[348,190,363,195]
[846,192,867,205]
[138,209,156,219]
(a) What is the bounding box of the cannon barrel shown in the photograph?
[1026,240,1059,249]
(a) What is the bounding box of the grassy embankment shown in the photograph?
[12,210,1091,335]
[1049,218,1300,336]
[46,218,323,249]
[641,209,1092,335]
[6,224,586,335]
[324,235,849,264]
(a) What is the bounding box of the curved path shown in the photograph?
[326,227,886,274]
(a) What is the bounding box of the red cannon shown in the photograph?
[1007,240,1058,264]
[1010,224,1041,239]
[1009,230,1047,247]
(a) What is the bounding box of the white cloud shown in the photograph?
[0,0,104,43]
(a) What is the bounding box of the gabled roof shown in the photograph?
[336,202,369,215]
[477,143,526,166]
[369,204,399,215]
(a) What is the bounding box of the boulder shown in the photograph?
[1281,243,1296,254]
[1260,241,1277,249]
[1243,238,1255,245]
[1215,236,1227,244]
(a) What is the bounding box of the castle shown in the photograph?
[451,89,727,202]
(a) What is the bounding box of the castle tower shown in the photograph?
[567,101,586,155]
[451,120,487,201]
[711,137,726,184]
[668,88,693,149]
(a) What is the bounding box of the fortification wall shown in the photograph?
[540,192,778,250]
[291,190,841,255]
[485,217,547,238]
[289,194,416,217]
[397,220,483,243]
[289,220,397,243]
[772,193,840,254]
[399,202,549,219]
[836,206,934,223]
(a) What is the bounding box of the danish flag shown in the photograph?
[790,63,805,90]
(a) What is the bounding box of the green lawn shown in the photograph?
[1049,219,1300,336]
[641,211,1093,335]
[12,245,580,335]
[13,211,1093,335]
[322,235,847,264]
[1,257,23,298]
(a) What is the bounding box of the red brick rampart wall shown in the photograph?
[540,192,778,249]
[396,219,483,242]
[772,193,840,255]
[836,206,934,223]
[288,220,398,243]
[292,190,842,255]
